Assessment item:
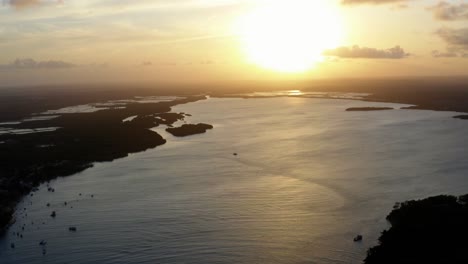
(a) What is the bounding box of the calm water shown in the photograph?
[2,97,468,264]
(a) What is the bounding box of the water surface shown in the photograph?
[1,97,468,264]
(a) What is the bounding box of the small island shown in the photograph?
[166,123,213,137]
[346,107,394,112]
[365,194,468,264]
[453,115,468,120]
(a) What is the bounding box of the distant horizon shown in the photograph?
[1,75,468,89]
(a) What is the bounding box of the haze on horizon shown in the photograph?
[0,0,467,86]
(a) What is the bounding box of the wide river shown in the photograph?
[2,97,468,264]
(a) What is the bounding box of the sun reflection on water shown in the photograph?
[287,90,304,96]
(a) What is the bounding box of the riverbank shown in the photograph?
[2,78,468,123]
[365,194,468,264]
[1,95,468,263]
[0,96,208,232]
[346,107,393,112]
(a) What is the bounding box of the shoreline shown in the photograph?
[346,107,394,112]
[213,92,468,119]
[2,78,468,123]
[365,194,468,264]
[1,91,468,262]
[3,91,467,231]
[0,96,209,232]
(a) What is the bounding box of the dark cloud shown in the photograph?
[428,2,468,21]
[323,45,410,59]
[436,27,468,49]
[0,58,76,69]
[341,0,410,5]
[434,27,468,58]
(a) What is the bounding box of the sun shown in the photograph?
[236,0,343,73]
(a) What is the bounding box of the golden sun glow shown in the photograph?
[237,0,343,73]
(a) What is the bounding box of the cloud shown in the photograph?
[434,27,468,58]
[0,58,76,69]
[392,4,409,10]
[141,61,152,66]
[341,0,411,5]
[7,0,40,9]
[431,50,458,58]
[323,45,410,59]
[6,0,62,9]
[428,1,468,21]
[432,49,468,58]
[436,27,468,48]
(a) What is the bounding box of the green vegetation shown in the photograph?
[365,194,468,264]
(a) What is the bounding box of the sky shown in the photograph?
[0,0,467,86]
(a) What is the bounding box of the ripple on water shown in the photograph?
[2,97,468,264]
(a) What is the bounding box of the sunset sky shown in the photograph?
[0,0,467,86]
